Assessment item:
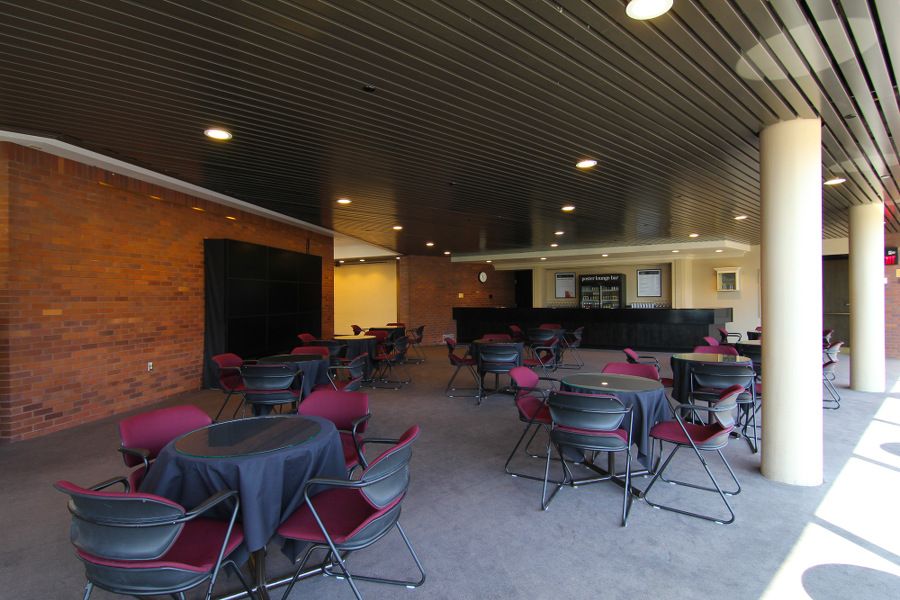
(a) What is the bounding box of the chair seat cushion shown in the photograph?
[278,488,401,545]
[650,421,732,447]
[516,395,550,424]
[77,518,244,573]
[660,377,674,388]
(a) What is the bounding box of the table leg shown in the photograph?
[250,548,270,600]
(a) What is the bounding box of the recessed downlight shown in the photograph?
[671,250,680,253]
[392,225,403,230]
[689,233,699,238]
[554,231,564,236]
[339,260,345,263]
[575,159,597,169]
[204,128,232,140]
[486,260,492,263]
[626,0,673,20]
[396,256,401,260]
[336,198,352,205]
[225,216,237,221]
[550,243,559,248]
[192,206,205,212]
[601,253,609,257]
[734,215,748,220]
[540,257,547,261]
[824,177,846,185]
[715,249,724,253]
[359,259,366,262]
[443,251,451,255]
[426,242,435,247]
[561,205,576,212]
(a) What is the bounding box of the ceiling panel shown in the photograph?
[0,0,895,255]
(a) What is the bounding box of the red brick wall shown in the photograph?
[0,143,333,442]
[397,256,515,345]
[886,233,900,359]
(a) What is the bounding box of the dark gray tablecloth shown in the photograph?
[340,337,377,377]
[560,381,670,467]
[139,415,346,552]
[257,355,330,398]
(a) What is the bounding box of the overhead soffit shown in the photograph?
[0,0,895,256]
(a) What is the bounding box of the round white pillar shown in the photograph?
[849,202,885,392]
[759,119,823,486]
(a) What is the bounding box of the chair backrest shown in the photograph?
[718,327,736,343]
[344,353,368,375]
[297,332,317,345]
[527,329,557,345]
[509,324,525,341]
[211,352,244,391]
[567,326,584,346]
[822,328,834,344]
[386,322,406,327]
[547,391,627,432]
[702,336,720,346]
[351,324,363,335]
[823,360,838,376]
[298,390,369,432]
[539,323,562,330]
[240,364,297,390]
[824,341,843,362]
[477,343,521,372]
[290,345,330,359]
[481,333,512,342]
[118,405,212,467]
[602,361,659,381]
[692,345,738,356]
[54,481,186,560]
[369,330,389,343]
[360,425,419,509]
[509,366,540,399]
[391,335,409,358]
[690,363,756,396]
[710,385,743,429]
[623,348,640,363]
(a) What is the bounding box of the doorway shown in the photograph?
[514,269,533,309]
[822,255,849,348]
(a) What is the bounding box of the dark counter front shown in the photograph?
[452,307,733,352]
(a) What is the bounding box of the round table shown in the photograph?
[560,373,669,466]
[670,352,752,403]
[140,415,346,599]
[334,335,377,377]
[257,354,330,398]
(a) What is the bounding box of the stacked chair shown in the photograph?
[444,338,479,398]
[239,363,301,416]
[622,348,673,387]
[525,328,560,373]
[689,362,759,453]
[210,352,251,421]
[558,326,585,369]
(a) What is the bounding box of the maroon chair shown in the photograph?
[623,348,673,387]
[372,335,412,389]
[276,426,425,600]
[702,336,720,346]
[386,322,406,327]
[539,323,562,330]
[407,325,426,363]
[509,324,526,342]
[351,324,364,336]
[602,361,660,381]
[297,332,318,345]
[504,367,559,481]
[210,352,250,421]
[240,363,301,416]
[823,360,840,409]
[823,340,844,363]
[481,333,512,342]
[692,344,738,356]
[445,338,478,398]
[117,405,212,490]
[644,384,744,524]
[55,477,253,600]
[298,389,370,472]
[718,327,742,344]
[290,345,331,360]
[558,326,585,369]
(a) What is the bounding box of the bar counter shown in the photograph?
[452,307,733,352]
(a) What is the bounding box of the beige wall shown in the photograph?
[688,245,761,336]
[537,263,672,307]
[334,261,398,334]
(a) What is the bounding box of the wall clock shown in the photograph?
[478,271,488,283]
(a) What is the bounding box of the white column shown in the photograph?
[849,202,885,392]
[671,259,693,308]
[759,119,823,486]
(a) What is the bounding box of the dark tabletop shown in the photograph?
[140,415,346,552]
[670,353,752,403]
[256,354,330,398]
[561,373,669,466]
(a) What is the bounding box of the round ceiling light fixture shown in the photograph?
[550,243,559,248]
[561,205,576,212]
[336,198,352,205]
[734,215,748,220]
[575,159,597,169]
[392,225,403,230]
[204,128,232,140]
[824,177,846,185]
[540,257,547,261]
[425,242,434,247]
[689,233,699,238]
[443,251,451,255]
[626,0,673,20]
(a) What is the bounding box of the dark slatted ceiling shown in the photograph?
[0,0,896,255]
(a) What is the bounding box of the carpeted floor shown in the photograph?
[2,347,899,599]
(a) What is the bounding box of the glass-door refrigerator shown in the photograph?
[579,274,625,309]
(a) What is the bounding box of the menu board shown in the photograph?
[555,272,576,298]
[636,269,662,297]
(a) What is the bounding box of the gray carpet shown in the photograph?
[2,347,899,600]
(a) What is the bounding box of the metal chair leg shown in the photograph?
[82,582,93,600]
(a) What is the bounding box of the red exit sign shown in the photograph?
[886,247,898,266]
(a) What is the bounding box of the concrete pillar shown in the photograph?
[849,202,885,392]
[759,119,823,486]
[671,259,693,308]
[532,267,546,308]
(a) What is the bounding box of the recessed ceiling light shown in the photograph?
[689,233,699,238]
[192,206,205,212]
[550,243,559,248]
[601,253,609,257]
[359,259,366,262]
[554,231,565,236]
[626,0,673,20]
[540,257,547,261]
[734,215,748,220]
[882,174,891,179]
[392,225,403,230]
[824,177,846,185]
[395,256,401,260]
[715,249,724,253]
[426,242,434,247]
[339,260,345,263]
[575,159,597,169]
[225,216,237,221]
[444,251,451,255]
[486,260,492,263]
[561,205,576,212]
[204,128,232,140]
[671,250,680,253]
[336,198,352,205]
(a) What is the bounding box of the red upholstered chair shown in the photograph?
[298,389,370,472]
[558,326,585,369]
[290,345,330,360]
[504,367,560,481]
[210,353,251,421]
[623,348,673,387]
[351,324,364,336]
[297,332,318,345]
[445,338,478,398]
[602,361,660,381]
[508,324,526,342]
[525,328,560,372]
[372,336,412,389]
[541,391,635,525]
[481,333,513,342]
[823,340,844,363]
[118,405,212,490]
[407,325,426,363]
[276,426,425,600]
[692,345,738,356]
[702,336,720,346]
[718,327,742,344]
[643,384,744,524]
[55,478,252,600]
